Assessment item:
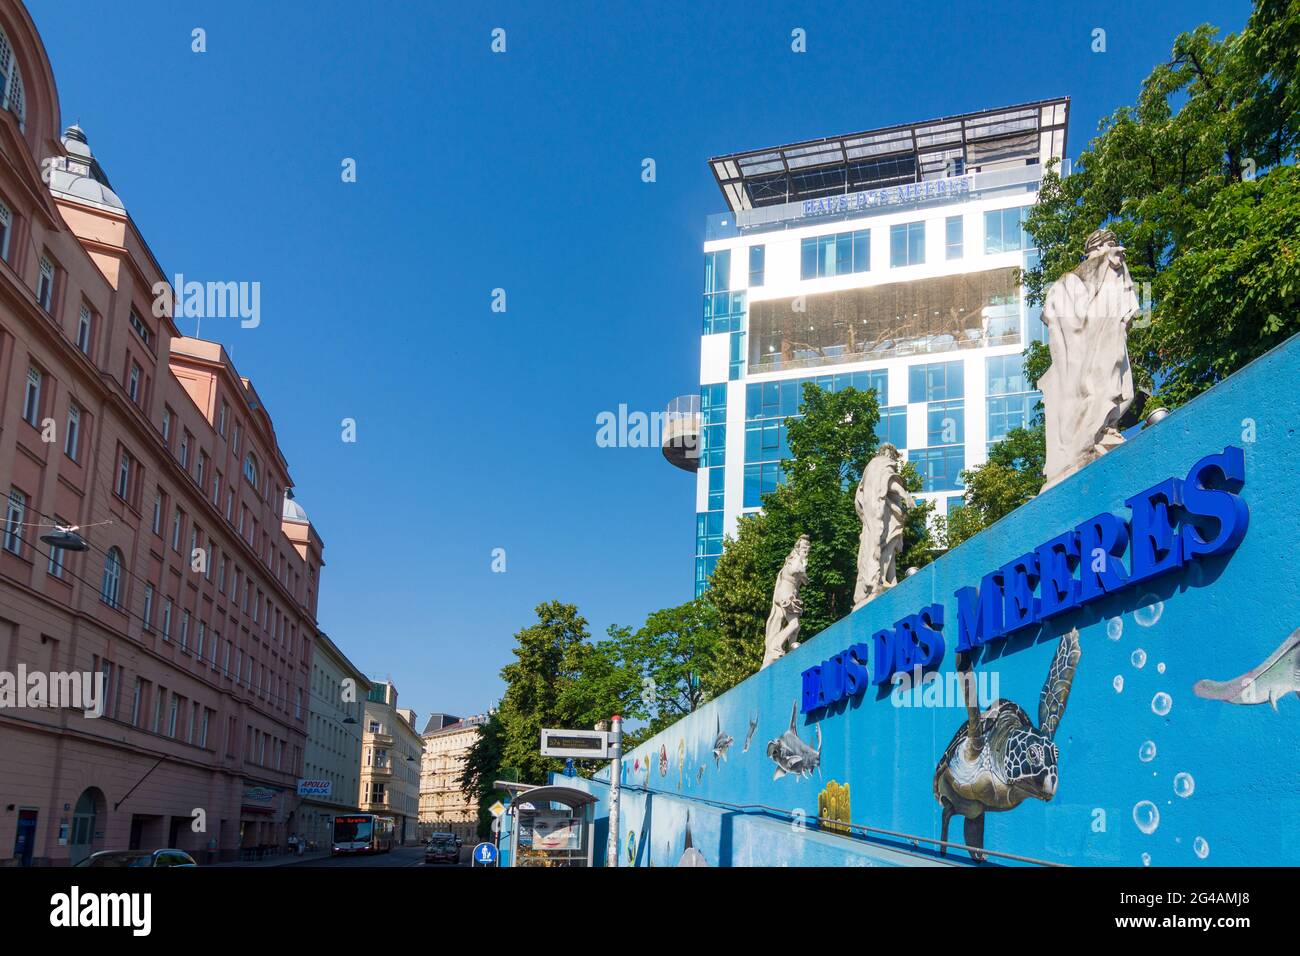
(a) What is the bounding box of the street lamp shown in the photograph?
[40,525,88,551]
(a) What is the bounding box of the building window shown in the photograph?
[945,215,964,260]
[910,445,965,492]
[890,221,925,267]
[243,453,258,487]
[161,407,171,444]
[0,199,10,262]
[218,401,228,437]
[749,245,765,287]
[908,360,964,403]
[142,584,154,629]
[36,257,54,311]
[196,452,206,488]
[152,490,163,535]
[128,309,151,348]
[47,515,67,578]
[127,363,141,404]
[162,599,172,640]
[167,693,179,737]
[22,367,41,426]
[100,548,123,608]
[179,432,190,470]
[4,488,26,554]
[179,610,190,650]
[64,404,81,461]
[76,305,92,354]
[800,229,869,279]
[926,400,965,446]
[985,206,1028,254]
[171,509,183,551]
[115,450,132,500]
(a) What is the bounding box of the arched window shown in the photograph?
[100,547,122,608]
[0,26,27,130]
[243,452,259,487]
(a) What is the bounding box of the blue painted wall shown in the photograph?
[586,333,1300,867]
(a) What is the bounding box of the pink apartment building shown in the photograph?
[0,0,328,864]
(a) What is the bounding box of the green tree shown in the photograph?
[702,384,934,696]
[936,420,1047,549]
[629,599,720,735]
[459,710,508,840]
[1022,0,1300,410]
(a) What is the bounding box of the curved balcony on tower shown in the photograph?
[662,395,701,472]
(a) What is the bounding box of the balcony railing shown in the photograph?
[662,395,701,473]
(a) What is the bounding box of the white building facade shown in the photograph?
[298,631,369,851]
[687,99,1070,593]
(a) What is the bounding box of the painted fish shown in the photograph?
[697,764,706,783]
[1195,626,1300,710]
[658,744,668,777]
[766,701,822,781]
[743,711,759,753]
[711,714,734,765]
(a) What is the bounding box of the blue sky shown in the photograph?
[28,0,1251,721]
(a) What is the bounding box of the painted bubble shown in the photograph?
[1107,617,1124,641]
[1134,597,1164,627]
[1194,837,1209,860]
[1133,800,1160,835]
[1141,852,1151,867]
[1138,740,1157,763]
[1113,675,1125,694]
[1174,772,1195,798]
[1131,649,1147,669]
[1157,662,1166,674]
[1152,692,1173,716]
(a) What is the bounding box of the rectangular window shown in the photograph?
[927,400,965,446]
[910,445,965,492]
[0,200,10,261]
[127,363,141,404]
[167,693,179,737]
[179,610,190,651]
[800,230,870,279]
[131,678,142,727]
[22,367,41,426]
[36,257,54,311]
[196,452,205,488]
[142,584,154,629]
[179,432,190,470]
[195,622,205,659]
[47,515,66,578]
[4,488,26,554]
[128,309,151,348]
[703,249,730,294]
[890,221,925,267]
[945,215,964,260]
[171,509,183,551]
[115,450,132,500]
[749,245,765,287]
[161,407,171,444]
[908,361,964,403]
[76,305,92,354]
[985,207,1028,254]
[161,598,172,640]
[218,401,228,437]
[153,686,165,734]
[64,404,81,461]
[200,709,211,748]
[152,490,163,534]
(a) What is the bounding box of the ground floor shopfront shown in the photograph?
[0,719,302,865]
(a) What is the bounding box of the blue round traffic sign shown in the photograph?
[473,842,498,866]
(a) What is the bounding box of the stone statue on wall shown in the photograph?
[854,444,908,610]
[1039,228,1137,491]
[761,535,810,670]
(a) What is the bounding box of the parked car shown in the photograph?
[424,836,459,864]
[77,849,197,867]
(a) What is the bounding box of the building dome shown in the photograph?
[282,494,310,524]
[47,123,124,210]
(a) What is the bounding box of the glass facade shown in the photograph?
[986,353,1041,445]
[945,215,963,259]
[695,385,729,594]
[800,229,870,279]
[741,370,903,509]
[700,383,726,468]
[890,221,925,267]
[985,206,1028,254]
[704,249,746,334]
[748,268,1019,373]
[909,360,964,403]
[749,245,765,287]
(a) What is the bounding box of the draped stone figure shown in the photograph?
[761,535,810,670]
[1039,228,1137,491]
[854,444,907,610]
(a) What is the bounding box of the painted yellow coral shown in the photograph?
[819,780,851,835]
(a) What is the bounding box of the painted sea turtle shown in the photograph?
[934,628,1081,862]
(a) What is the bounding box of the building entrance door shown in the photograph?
[69,788,105,865]
[12,809,37,866]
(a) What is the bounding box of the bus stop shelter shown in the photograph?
[493,781,597,867]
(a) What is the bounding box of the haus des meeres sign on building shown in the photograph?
[802,446,1250,714]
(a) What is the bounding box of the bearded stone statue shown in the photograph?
[761,534,810,670]
[854,444,907,610]
[1039,228,1137,491]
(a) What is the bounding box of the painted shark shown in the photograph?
[1195,626,1300,711]
[743,711,759,753]
[711,715,733,765]
[766,701,821,781]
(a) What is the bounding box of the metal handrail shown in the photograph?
[583,776,1065,868]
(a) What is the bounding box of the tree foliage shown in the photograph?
[1021,0,1300,410]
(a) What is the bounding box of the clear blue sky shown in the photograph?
[29,0,1251,721]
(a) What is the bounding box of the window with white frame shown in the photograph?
[162,598,172,639]
[21,367,40,426]
[64,404,81,460]
[4,488,26,554]
[36,256,53,311]
[47,515,67,578]
[76,304,91,353]
[127,363,141,404]
[100,548,123,608]
[115,449,132,500]
[142,583,154,629]
[243,453,258,487]
[0,199,11,262]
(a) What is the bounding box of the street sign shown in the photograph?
[473,842,498,866]
[540,728,610,759]
[488,800,506,818]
